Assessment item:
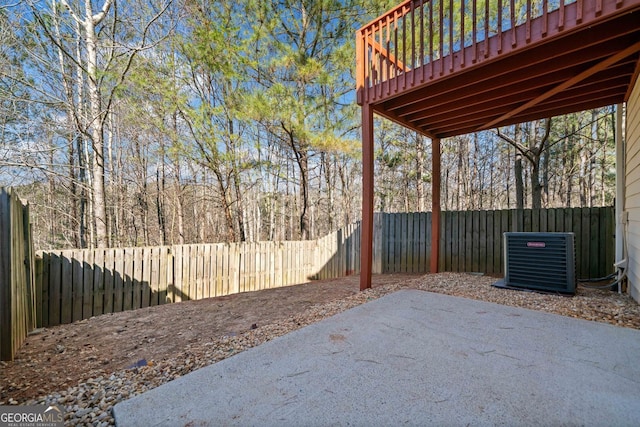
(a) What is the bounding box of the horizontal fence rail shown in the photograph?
[356,0,631,103]
[34,207,613,327]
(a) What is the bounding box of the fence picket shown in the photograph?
[162,246,169,302]
[65,250,77,323]
[131,249,142,309]
[485,211,494,274]
[104,249,115,313]
[204,244,212,298]
[93,249,105,317]
[149,247,160,306]
[113,249,125,312]
[123,249,134,310]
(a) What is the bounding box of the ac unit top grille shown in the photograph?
[504,232,576,294]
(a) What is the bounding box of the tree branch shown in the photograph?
[58,0,82,25]
[91,0,114,26]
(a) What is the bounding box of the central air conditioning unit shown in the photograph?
[503,232,576,294]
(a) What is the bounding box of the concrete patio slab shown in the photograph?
[113,290,640,426]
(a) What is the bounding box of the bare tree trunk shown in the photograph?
[565,124,576,207]
[541,149,549,207]
[530,161,543,209]
[497,120,551,209]
[64,0,114,247]
[472,133,482,209]
[456,137,464,210]
[48,145,56,245]
[86,12,105,243]
[579,149,588,207]
[514,151,525,209]
[285,127,310,240]
[156,165,167,246]
[338,159,351,224]
[175,183,185,245]
[233,168,246,242]
[322,153,335,231]
[68,141,79,247]
[53,3,85,247]
[298,149,310,240]
[416,134,426,211]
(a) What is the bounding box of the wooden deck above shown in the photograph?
[356,0,640,138]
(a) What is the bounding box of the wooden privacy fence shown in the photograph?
[34,207,613,328]
[36,222,361,327]
[377,207,615,279]
[0,188,36,361]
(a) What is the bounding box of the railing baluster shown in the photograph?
[510,0,517,46]
[365,28,370,102]
[395,13,399,92]
[526,0,531,42]
[498,0,503,53]
[429,0,434,77]
[411,1,416,85]
[576,0,602,20]
[380,22,385,96]
[377,23,383,99]
[596,0,603,15]
[420,0,425,82]
[559,0,565,30]
[386,16,391,95]
[356,28,363,103]
[450,0,454,71]
[364,29,369,98]
[497,0,503,53]
[484,0,490,57]
[403,6,407,89]
[473,0,477,62]
[460,0,465,67]
[439,0,444,75]
[371,24,376,91]
[542,0,548,36]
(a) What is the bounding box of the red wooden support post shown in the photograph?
[430,138,441,273]
[356,29,364,105]
[360,103,375,291]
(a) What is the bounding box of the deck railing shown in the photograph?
[355,0,624,104]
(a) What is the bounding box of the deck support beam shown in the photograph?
[430,138,441,273]
[360,103,375,291]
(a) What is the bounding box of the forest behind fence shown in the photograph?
[33,206,614,329]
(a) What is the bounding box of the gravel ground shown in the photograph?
[2,272,639,426]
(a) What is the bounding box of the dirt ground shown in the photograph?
[0,274,417,403]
